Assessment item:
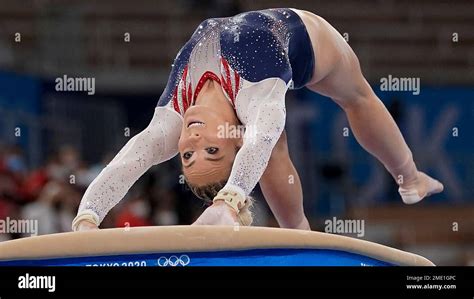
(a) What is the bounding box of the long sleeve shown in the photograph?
[73,107,182,228]
[223,78,288,198]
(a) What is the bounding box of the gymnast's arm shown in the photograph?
[210,78,287,214]
[72,107,182,231]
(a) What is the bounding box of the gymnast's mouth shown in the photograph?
[187,120,205,128]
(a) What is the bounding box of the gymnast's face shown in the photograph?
[178,79,242,187]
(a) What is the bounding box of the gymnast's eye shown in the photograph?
[206,147,219,154]
[183,151,193,160]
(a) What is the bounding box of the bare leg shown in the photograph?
[296,11,443,203]
[259,131,310,230]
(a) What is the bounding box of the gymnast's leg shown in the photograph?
[297,11,443,203]
[259,131,310,230]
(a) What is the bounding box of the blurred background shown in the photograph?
[0,0,473,265]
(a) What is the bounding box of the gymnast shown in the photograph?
[72,8,444,232]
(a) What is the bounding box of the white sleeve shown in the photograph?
[74,107,182,227]
[223,78,287,197]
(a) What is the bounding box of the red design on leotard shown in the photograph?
[181,66,189,112]
[234,69,240,100]
[172,86,180,114]
[193,71,221,104]
[171,59,241,114]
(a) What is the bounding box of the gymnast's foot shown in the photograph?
[398,171,444,205]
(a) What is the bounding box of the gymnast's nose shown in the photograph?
[189,131,200,140]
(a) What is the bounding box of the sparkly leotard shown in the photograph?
[75,8,315,225]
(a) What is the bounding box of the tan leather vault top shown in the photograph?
[0,225,434,266]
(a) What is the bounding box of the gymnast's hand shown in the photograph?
[75,220,99,231]
[192,200,238,226]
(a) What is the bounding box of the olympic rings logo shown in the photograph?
[157,255,190,267]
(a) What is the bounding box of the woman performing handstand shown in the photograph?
[72,8,443,231]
